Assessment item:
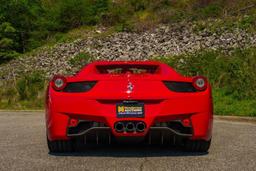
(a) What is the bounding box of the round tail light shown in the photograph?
[68,118,79,127]
[52,75,67,91]
[182,118,191,127]
[192,76,207,91]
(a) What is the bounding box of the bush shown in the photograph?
[16,72,46,100]
[196,4,222,19]
[0,72,46,109]
[0,84,17,108]
[69,53,92,67]
[0,22,19,63]
[52,0,109,31]
[213,89,256,116]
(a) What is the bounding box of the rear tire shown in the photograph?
[184,139,211,152]
[47,138,74,153]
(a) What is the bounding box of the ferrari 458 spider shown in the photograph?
[46,61,213,153]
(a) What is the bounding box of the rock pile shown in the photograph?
[0,23,255,81]
[85,26,256,60]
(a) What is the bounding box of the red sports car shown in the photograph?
[46,61,213,153]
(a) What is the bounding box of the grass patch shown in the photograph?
[0,72,47,110]
[213,89,256,117]
[192,14,256,33]
[69,52,94,70]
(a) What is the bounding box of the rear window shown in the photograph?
[96,64,159,74]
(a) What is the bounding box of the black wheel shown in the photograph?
[184,139,211,152]
[47,137,74,153]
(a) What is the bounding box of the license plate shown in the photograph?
[116,102,144,118]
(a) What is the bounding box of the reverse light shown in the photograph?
[52,75,67,91]
[192,76,207,91]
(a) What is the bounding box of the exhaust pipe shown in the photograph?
[126,122,135,132]
[136,122,146,132]
[114,122,125,132]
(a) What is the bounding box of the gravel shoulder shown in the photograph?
[0,112,255,171]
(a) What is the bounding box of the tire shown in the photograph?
[184,139,211,152]
[47,138,74,153]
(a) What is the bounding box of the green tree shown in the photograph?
[0,22,19,63]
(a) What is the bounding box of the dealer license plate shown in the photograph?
[116,102,144,118]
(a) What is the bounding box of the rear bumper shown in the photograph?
[46,92,213,142]
[46,84,213,140]
[46,112,212,140]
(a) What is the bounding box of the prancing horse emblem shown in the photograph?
[127,82,134,93]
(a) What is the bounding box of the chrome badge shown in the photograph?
[127,82,134,93]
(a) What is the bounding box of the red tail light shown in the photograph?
[52,75,67,91]
[68,118,79,127]
[182,118,191,127]
[192,76,207,91]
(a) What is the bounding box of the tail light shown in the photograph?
[182,118,191,127]
[68,118,79,127]
[163,81,197,92]
[63,81,97,93]
[164,76,208,92]
[51,75,96,93]
[52,75,67,91]
[192,76,207,91]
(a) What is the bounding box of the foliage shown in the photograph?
[0,72,46,109]
[53,0,109,30]
[0,0,109,63]
[16,72,45,100]
[69,53,93,67]
[0,22,19,63]
[0,0,256,64]
[213,89,256,116]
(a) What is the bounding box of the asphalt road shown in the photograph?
[0,112,255,171]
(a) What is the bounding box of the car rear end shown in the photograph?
[46,61,213,152]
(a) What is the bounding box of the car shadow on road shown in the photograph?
[49,144,208,157]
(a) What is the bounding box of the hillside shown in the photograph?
[0,20,256,80]
[0,0,256,116]
[1,0,256,63]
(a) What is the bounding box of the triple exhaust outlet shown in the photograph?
[114,121,146,133]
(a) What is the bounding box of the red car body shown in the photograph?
[46,61,213,152]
